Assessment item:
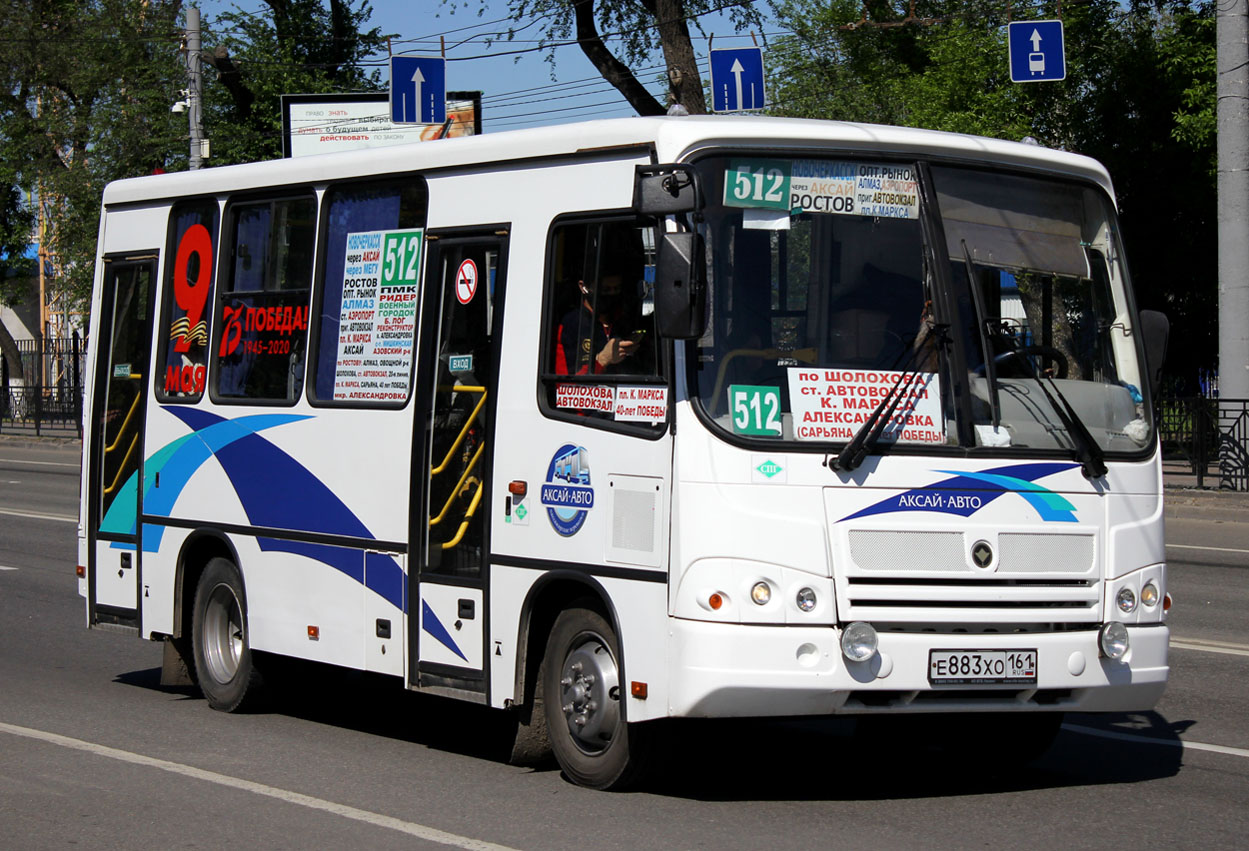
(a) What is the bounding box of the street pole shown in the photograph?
[187,5,204,170]
[1218,1,1249,401]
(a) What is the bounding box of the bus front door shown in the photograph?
[88,256,156,629]
[412,232,507,699]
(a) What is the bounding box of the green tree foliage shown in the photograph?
[0,0,185,313]
[768,0,1217,386]
[202,0,387,165]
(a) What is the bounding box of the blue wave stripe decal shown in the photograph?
[842,462,1080,522]
[113,409,407,611]
[421,599,468,662]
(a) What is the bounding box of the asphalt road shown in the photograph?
[2,438,1247,849]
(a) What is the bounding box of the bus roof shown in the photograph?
[101,115,1115,206]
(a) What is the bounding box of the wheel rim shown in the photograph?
[202,582,244,684]
[557,632,621,754]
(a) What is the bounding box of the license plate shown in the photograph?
[928,649,1037,685]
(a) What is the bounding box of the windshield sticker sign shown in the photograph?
[726,160,919,220]
[541,444,594,536]
[840,463,1082,523]
[787,368,944,444]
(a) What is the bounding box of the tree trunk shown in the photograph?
[0,317,25,382]
[652,0,705,114]
[572,0,665,116]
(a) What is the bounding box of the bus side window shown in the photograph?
[310,178,428,405]
[155,199,218,402]
[540,217,665,429]
[213,195,316,403]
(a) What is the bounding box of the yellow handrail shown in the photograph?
[103,432,139,496]
[103,389,142,455]
[428,442,484,528]
[430,386,487,476]
[440,478,485,550]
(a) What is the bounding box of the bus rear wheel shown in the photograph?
[542,606,651,790]
[191,558,264,712]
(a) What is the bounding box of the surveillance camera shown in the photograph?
[171,101,187,114]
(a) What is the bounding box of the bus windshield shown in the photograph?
[691,155,1153,456]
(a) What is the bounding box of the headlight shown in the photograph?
[840,621,878,663]
[750,581,771,606]
[1099,622,1130,659]
[796,587,817,612]
[1116,586,1137,614]
[1141,582,1160,608]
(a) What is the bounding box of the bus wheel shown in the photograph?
[543,606,650,790]
[191,558,263,712]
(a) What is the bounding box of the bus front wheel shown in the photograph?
[542,606,651,790]
[191,558,264,712]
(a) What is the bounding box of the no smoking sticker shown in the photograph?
[456,259,478,305]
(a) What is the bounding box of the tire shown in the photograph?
[191,557,264,712]
[542,606,651,790]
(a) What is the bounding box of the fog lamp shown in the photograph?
[796,587,817,612]
[1116,586,1137,614]
[1141,582,1160,608]
[750,581,771,606]
[840,621,878,663]
[1099,622,1130,660]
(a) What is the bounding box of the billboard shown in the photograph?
[280,92,481,158]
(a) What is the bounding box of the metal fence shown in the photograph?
[0,335,85,438]
[1157,396,1249,491]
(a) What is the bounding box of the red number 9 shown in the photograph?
[173,223,212,353]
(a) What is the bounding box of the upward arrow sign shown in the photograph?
[730,58,745,109]
[411,68,425,122]
[1030,29,1042,51]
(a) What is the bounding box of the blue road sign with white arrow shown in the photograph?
[390,56,446,124]
[1008,20,1065,83]
[710,47,766,113]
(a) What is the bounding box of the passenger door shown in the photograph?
[88,255,156,628]
[411,231,507,699]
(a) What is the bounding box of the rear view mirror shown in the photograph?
[654,232,706,339]
[634,164,699,215]
[1138,309,1169,399]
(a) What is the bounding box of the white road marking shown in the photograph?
[1166,543,1249,555]
[0,457,79,468]
[0,722,519,851]
[0,507,76,523]
[1170,636,1249,657]
[0,566,17,571]
[1063,723,1249,758]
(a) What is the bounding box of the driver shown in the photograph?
[553,272,642,375]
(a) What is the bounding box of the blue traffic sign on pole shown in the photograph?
[390,56,446,124]
[1008,20,1066,83]
[709,47,766,113]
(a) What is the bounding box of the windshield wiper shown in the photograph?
[962,240,1001,429]
[828,316,946,472]
[1014,353,1108,479]
[828,370,921,473]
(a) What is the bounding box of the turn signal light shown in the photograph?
[1163,593,1172,612]
[508,480,527,497]
[307,625,320,640]
[75,565,85,578]
[708,593,723,610]
[631,681,648,699]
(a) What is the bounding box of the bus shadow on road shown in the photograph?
[118,660,1186,798]
[645,713,1186,801]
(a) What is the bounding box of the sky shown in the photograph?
[195,0,774,132]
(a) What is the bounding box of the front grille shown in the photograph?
[839,528,1101,624]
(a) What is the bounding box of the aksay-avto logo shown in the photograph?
[541,444,594,536]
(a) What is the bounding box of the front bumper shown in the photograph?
[666,619,1168,717]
